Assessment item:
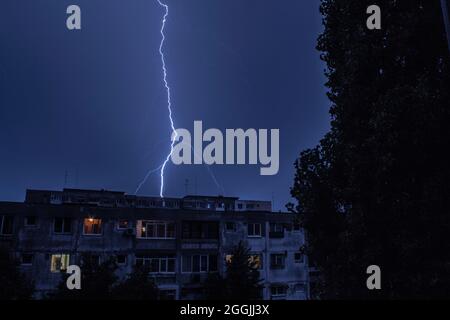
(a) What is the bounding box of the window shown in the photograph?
[293,222,301,232]
[182,254,217,273]
[248,254,263,269]
[83,254,100,266]
[83,218,102,235]
[136,255,175,273]
[270,254,285,269]
[0,216,13,235]
[117,219,129,230]
[269,223,284,238]
[117,254,127,265]
[54,217,72,234]
[237,203,243,209]
[295,283,306,293]
[294,252,304,264]
[225,222,236,232]
[139,221,175,239]
[182,221,219,239]
[21,253,33,265]
[248,223,262,237]
[226,254,262,270]
[271,285,287,297]
[51,254,70,272]
[24,216,37,227]
[159,290,177,300]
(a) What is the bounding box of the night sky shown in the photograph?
[0,0,329,210]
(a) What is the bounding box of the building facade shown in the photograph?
[0,188,309,300]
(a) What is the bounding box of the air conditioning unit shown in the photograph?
[124,228,136,237]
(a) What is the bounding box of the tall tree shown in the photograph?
[292,0,450,299]
[111,266,159,300]
[49,254,118,300]
[206,241,262,300]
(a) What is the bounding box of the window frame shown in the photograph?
[139,220,176,239]
[83,218,103,236]
[50,254,70,273]
[270,254,286,269]
[24,216,38,227]
[0,215,13,235]
[135,255,176,274]
[247,223,262,237]
[53,217,72,234]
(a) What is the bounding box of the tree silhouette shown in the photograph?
[292,0,450,299]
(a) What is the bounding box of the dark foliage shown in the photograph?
[291,0,450,299]
[205,241,262,300]
[111,266,159,300]
[0,247,34,300]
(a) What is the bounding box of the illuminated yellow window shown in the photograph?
[83,218,102,235]
[50,254,70,273]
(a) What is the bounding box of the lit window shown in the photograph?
[0,216,13,235]
[118,219,129,230]
[226,254,262,269]
[24,216,37,227]
[248,223,262,237]
[54,217,72,234]
[248,254,263,269]
[51,254,70,273]
[83,218,102,235]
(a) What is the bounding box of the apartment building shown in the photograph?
[0,188,309,300]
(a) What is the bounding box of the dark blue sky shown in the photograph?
[0,0,329,210]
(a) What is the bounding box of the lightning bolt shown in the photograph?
[157,0,177,198]
[135,0,225,197]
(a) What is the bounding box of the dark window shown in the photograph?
[182,255,214,273]
[271,285,287,297]
[269,223,284,238]
[270,254,285,269]
[248,223,262,237]
[293,222,301,231]
[159,290,176,300]
[21,253,33,265]
[182,221,219,239]
[83,254,100,266]
[225,222,236,232]
[24,216,37,226]
[117,255,127,265]
[54,217,72,234]
[118,219,129,230]
[237,204,243,209]
[209,255,218,272]
[0,216,13,235]
[294,252,304,264]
